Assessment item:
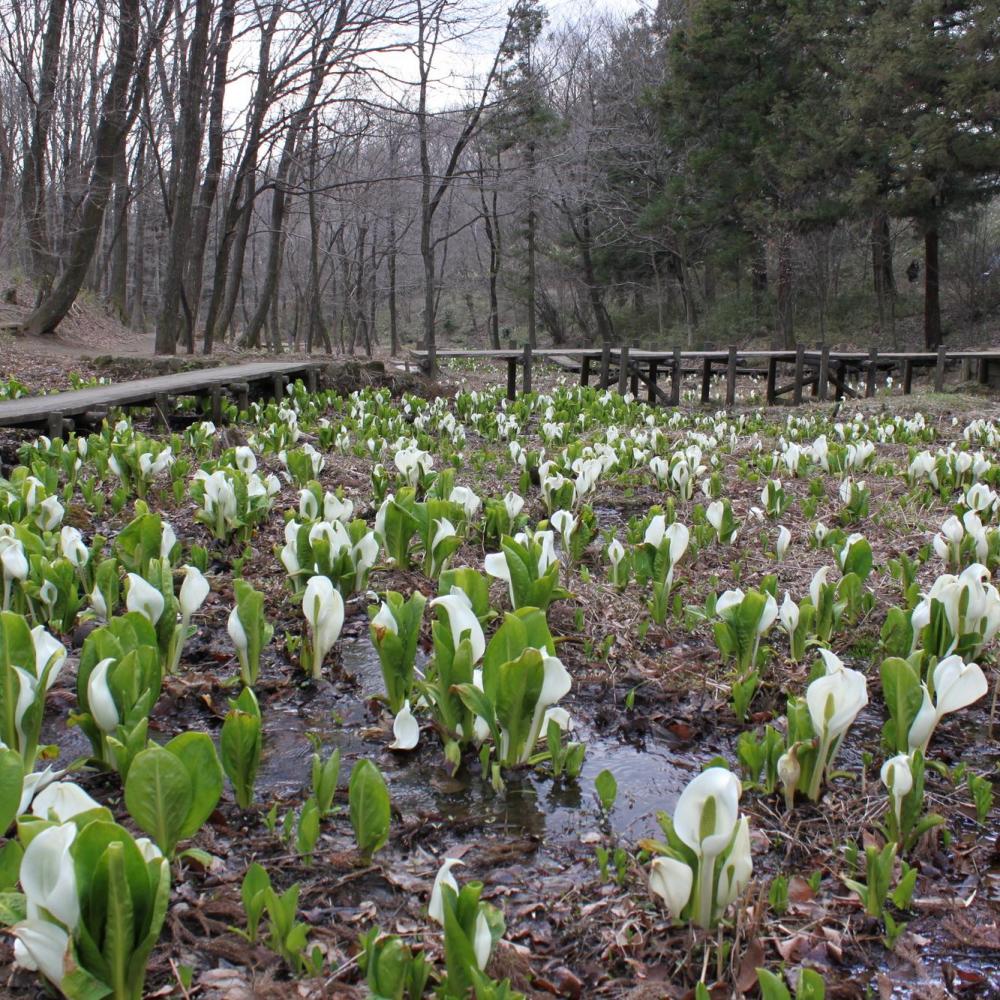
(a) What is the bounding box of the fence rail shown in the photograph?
[410,345,1000,406]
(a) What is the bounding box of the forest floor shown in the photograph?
[0,364,998,999]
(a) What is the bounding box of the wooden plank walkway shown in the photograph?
[413,345,1000,406]
[0,360,327,433]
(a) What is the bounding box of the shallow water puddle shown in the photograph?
[259,637,694,841]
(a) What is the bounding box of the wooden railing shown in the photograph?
[410,345,1000,405]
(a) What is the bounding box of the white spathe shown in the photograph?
[389,701,420,751]
[429,590,485,664]
[125,574,165,625]
[303,576,345,672]
[649,855,693,920]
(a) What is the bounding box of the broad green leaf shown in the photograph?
[124,745,193,856]
[349,759,390,859]
[165,731,223,840]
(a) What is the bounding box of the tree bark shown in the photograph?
[21,0,68,299]
[202,2,280,351]
[776,232,795,348]
[107,146,130,321]
[155,0,213,355]
[20,0,141,338]
[924,224,942,350]
[186,0,235,352]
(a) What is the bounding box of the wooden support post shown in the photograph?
[647,360,658,404]
[506,358,517,400]
[670,347,682,406]
[600,343,611,388]
[765,356,778,405]
[154,393,172,428]
[272,374,286,400]
[629,359,639,398]
[817,347,829,402]
[903,359,914,395]
[580,355,591,387]
[306,368,318,393]
[934,346,946,392]
[725,345,737,407]
[962,357,973,381]
[426,344,437,377]
[522,343,533,395]
[866,348,879,397]
[834,361,846,401]
[979,357,990,385]
[700,357,712,404]
[793,346,805,406]
[232,382,250,412]
[618,344,629,395]
[210,388,223,425]
[47,411,65,440]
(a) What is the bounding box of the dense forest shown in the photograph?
[0,0,998,357]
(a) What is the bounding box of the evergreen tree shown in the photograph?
[842,0,1000,349]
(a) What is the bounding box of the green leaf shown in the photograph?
[164,731,223,840]
[879,657,923,753]
[0,747,23,834]
[595,769,618,812]
[124,745,193,857]
[494,648,544,764]
[349,759,391,859]
[756,968,792,1000]
[0,890,26,925]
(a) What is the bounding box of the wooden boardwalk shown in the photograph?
[413,345,1000,406]
[0,360,327,434]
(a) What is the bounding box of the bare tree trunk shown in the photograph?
[187,0,235,352]
[107,145,129,321]
[131,130,147,327]
[202,2,280,351]
[777,232,794,348]
[21,0,68,300]
[155,0,212,355]
[416,0,514,368]
[20,0,142,338]
[525,140,537,347]
[924,223,942,350]
[240,29,337,349]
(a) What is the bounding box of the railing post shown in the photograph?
[670,347,682,406]
[765,356,777,405]
[600,343,611,388]
[700,357,712,404]
[154,393,172,428]
[725,345,737,407]
[903,359,914,395]
[934,345,946,392]
[817,346,829,402]
[647,359,658,404]
[618,344,629,395]
[521,343,533,395]
[210,387,223,424]
[866,348,878,397]
[580,355,590,387]
[47,411,65,441]
[232,382,250,412]
[792,345,805,406]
